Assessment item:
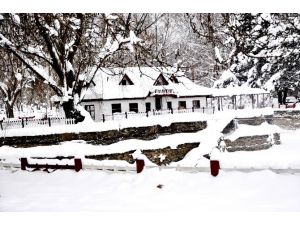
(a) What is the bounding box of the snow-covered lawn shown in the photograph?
[1,129,300,212]
[220,129,300,169]
[0,167,299,212]
[1,107,300,212]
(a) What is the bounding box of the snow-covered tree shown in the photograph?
[185,13,230,86]
[0,50,33,118]
[0,13,147,122]
[215,13,300,102]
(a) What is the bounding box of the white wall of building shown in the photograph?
[81,96,208,122]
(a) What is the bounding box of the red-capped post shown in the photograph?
[210,147,221,177]
[136,159,145,173]
[210,160,220,177]
[74,158,82,172]
[20,158,28,170]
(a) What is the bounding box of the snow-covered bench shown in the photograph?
[20,158,82,172]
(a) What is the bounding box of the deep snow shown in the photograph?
[0,167,299,212]
[1,129,300,211]
[1,107,300,212]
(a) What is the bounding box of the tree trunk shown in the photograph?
[283,88,288,104]
[5,103,14,118]
[278,90,283,104]
[62,99,85,124]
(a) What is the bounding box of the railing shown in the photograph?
[0,103,267,130]
[0,117,75,130]
[101,107,216,122]
[1,160,299,175]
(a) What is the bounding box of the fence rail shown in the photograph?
[1,160,299,174]
[0,104,268,131]
[0,117,75,130]
[0,107,216,130]
[101,107,215,122]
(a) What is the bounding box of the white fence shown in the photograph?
[1,160,299,174]
[0,107,215,130]
[0,117,75,130]
[103,107,215,122]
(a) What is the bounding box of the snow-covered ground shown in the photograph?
[1,129,300,211]
[1,107,300,212]
[0,108,279,168]
[0,166,299,212]
[0,108,273,137]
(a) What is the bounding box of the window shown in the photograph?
[154,74,169,86]
[145,102,151,112]
[178,101,186,109]
[84,105,95,120]
[192,100,200,109]
[167,102,172,110]
[112,103,122,114]
[129,103,139,113]
[170,75,179,83]
[119,74,134,85]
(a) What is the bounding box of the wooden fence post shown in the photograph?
[136,159,145,173]
[48,118,51,127]
[74,158,82,172]
[21,158,28,170]
[210,160,220,177]
[102,114,105,122]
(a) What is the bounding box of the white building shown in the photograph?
[81,67,213,122]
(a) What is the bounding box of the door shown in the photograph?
[155,97,162,110]
[167,101,172,110]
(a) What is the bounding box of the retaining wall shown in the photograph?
[0,121,207,147]
[224,133,280,152]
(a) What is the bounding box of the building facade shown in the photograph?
[81,67,212,122]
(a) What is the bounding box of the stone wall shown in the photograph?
[272,110,300,129]
[236,115,273,126]
[224,133,280,152]
[37,142,200,166]
[0,121,207,147]
[274,110,300,118]
[221,119,236,134]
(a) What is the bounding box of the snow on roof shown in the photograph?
[212,85,269,97]
[83,67,212,100]
[82,67,270,101]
